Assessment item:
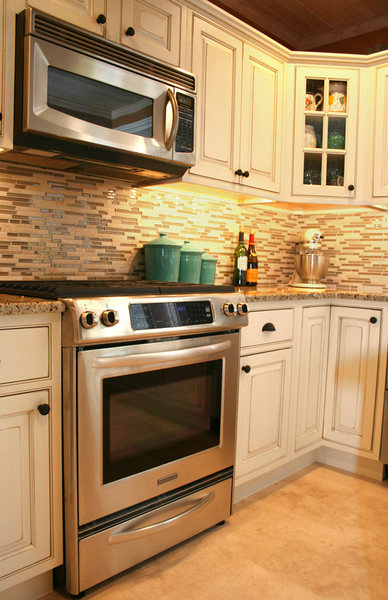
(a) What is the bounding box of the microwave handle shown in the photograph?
[165,88,179,151]
[92,340,231,369]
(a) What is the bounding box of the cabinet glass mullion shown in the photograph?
[303,76,349,190]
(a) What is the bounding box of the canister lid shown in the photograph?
[144,233,181,247]
[180,241,203,254]
[201,251,217,262]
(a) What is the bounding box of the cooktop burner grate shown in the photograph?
[0,280,235,299]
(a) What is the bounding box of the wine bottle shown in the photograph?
[246,233,258,287]
[233,231,248,286]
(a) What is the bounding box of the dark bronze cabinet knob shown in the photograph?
[242,365,251,373]
[370,316,378,324]
[38,403,50,416]
[96,13,106,24]
[242,171,250,178]
[235,169,243,176]
[348,184,355,191]
[125,26,136,36]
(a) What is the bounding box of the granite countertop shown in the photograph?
[0,294,65,316]
[0,287,387,316]
[240,286,388,303]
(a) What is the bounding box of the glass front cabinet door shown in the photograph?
[293,67,359,199]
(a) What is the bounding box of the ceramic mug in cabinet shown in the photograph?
[305,92,323,111]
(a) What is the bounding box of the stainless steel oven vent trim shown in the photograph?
[29,10,196,92]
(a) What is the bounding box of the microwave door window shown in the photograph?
[47,66,153,137]
[102,360,222,484]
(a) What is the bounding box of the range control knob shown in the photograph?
[80,311,99,329]
[237,302,249,316]
[101,309,119,327]
[223,303,236,317]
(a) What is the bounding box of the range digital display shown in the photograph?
[129,301,213,330]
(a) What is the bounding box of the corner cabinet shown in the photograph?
[0,313,62,593]
[189,17,284,196]
[373,64,388,197]
[294,306,330,451]
[323,306,381,455]
[292,66,359,200]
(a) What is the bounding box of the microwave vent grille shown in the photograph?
[32,12,196,92]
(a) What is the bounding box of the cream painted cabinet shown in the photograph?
[118,0,182,65]
[292,66,359,200]
[0,0,24,152]
[26,0,107,34]
[295,306,330,451]
[190,17,242,184]
[0,0,4,144]
[323,306,381,454]
[239,44,284,193]
[236,348,292,481]
[373,64,388,197]
[0,313,62,593]
[190,17,284,196]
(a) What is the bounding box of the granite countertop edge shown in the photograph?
[0,287,387,316]
[0,295,66,315]
[240,287,388,303]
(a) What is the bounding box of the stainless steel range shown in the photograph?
[0,281,248,596]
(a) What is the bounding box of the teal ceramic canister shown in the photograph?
[144,233,182,282]
[178,241,203,283]
[200,252,217,284]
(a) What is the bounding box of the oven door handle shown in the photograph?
[92,340,232,369]
[107,491,215,544]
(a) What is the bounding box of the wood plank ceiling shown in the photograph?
[207,0,388,54]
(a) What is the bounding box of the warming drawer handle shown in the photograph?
[107,491,215,545]
[165,88,179,151]
[92,340,232,369]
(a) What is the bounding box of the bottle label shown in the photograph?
[237,256,248,270]
[246,268,258,283]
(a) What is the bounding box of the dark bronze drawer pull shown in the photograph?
[262,322,276,332]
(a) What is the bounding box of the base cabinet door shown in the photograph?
[323,306,381,452]
[0,390,51,580]
[295,306,330,451]
[236,348,292,480]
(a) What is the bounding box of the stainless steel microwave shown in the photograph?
[6,9,196,186]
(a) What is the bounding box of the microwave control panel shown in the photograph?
[175,93,195,153]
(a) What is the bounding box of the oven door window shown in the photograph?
[47,66,153,136]
[102,360,222,483]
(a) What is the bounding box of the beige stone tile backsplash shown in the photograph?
[0,162,387,292]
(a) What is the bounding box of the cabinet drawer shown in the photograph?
[241,309,294,347]
[0,326,50,385]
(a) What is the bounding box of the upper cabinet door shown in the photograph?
[293,66,359,199]
[120,0,182,65]
[27,0,106,33]
[240,45,284,193]
[190,17,242,183]
[373,65,388,197]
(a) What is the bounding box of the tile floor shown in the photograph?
[44,464,388,600]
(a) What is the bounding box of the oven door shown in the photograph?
[22,36,178,159]
[77,332,239,525]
